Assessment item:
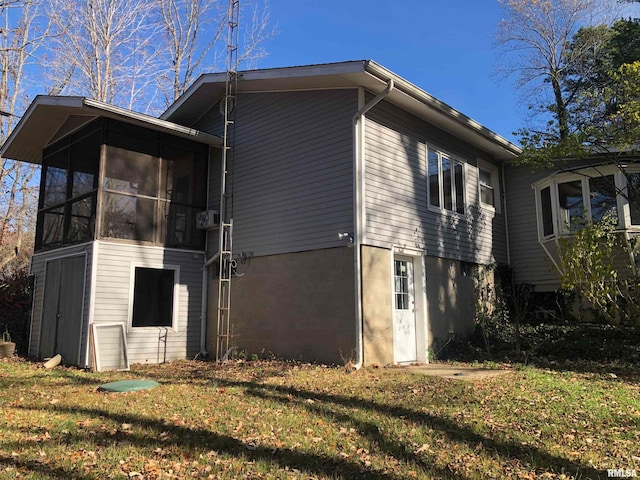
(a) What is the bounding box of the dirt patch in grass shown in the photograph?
[403,363,512,381]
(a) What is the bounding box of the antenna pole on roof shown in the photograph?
[216,0,240,362]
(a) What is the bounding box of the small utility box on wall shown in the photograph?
[196,210,220,230]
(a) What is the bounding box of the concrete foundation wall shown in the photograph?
[425,256,476,345]
[361,245,393,366]
[361,246,479,365]
[207,247,356,364]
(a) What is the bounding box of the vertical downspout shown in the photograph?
[199,149,213,357]
[352,79,394,370]
[199,259,208,357]
[501,162,511,266]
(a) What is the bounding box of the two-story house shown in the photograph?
[1,60,528,369]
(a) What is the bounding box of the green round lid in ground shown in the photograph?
[98,379,160,392]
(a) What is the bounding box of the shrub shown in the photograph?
[0,268,33,354]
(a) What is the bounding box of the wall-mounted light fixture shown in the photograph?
[338,232,354,247]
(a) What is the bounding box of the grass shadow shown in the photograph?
[10,403,459,479]
[216,378,609,480]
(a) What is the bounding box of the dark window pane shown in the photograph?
[393,260,409,310]
[479,169,492,186]
[479,168,495,206]
[629,174,640,225]
[428,149,440,208]
[70,130,100,198]
[589,175,618,223]
[41,207,65,246]
[480,185,495,206]
[541,186,554,236]
[104,146,158,196]
[72,171,96,198]
[442,156,453,211]
[66,195,95,243]
[558,180,584,231]
[101,192,155,242]
[132,267,174,327]
[162,202,205,249]
[43,164,68,208]
[455,162,464,214]
[162,144,206,205]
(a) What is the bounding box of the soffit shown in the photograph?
[1,96,223,164]
[162,60,521,161]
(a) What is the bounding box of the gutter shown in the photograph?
[352,79,394,370]
[363,61,521,160]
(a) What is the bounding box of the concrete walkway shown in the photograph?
[403,363,512,381]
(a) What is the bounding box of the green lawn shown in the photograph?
[0,358,638,479]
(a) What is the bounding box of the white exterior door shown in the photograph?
[393,256,417,363]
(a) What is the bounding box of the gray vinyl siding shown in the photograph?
[92,241,204,364]
[364,100,508,265]
[503,159,639,291]
[196,89,358,257]
[502,163,559,290]
[29,243,93,362]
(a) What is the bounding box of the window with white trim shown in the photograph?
[534,166,633,240]
[428,147,465,214]
[477,160,501,212]
[626,173,640,225]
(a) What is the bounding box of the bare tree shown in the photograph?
[156,0,225,104]
[45,0,276,112]
[46,0,161,110]
[156,0,276,106]
[0,0,50,274]
[495,0,616,141]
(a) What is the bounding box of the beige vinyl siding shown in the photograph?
[29,243,93,361]
[196,89,358,257]
[364,100,508,265]
[92,241,204,364]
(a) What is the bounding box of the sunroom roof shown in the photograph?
[0,96,223,164]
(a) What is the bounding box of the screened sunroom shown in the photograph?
[0,96,221,369]
[37,117,210,251]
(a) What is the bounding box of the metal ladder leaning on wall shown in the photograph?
[215,0,240,362]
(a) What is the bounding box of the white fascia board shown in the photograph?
[161,59,521,160]
[0,95,222,164]
[161,60,368,121]
[363,61,522,160]
[82,98,222,146]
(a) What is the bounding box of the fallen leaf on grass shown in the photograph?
[416,444,430,454]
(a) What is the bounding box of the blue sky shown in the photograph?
[258,1,522,144]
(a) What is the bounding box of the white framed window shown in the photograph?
[533,165,632,241]
[129,265,180,330]
[427,147,465,215]
[477,160,501,213]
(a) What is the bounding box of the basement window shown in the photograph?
[131,267,177,328]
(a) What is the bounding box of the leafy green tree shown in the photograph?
[497,0,640,163]
[562,20,640,152]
